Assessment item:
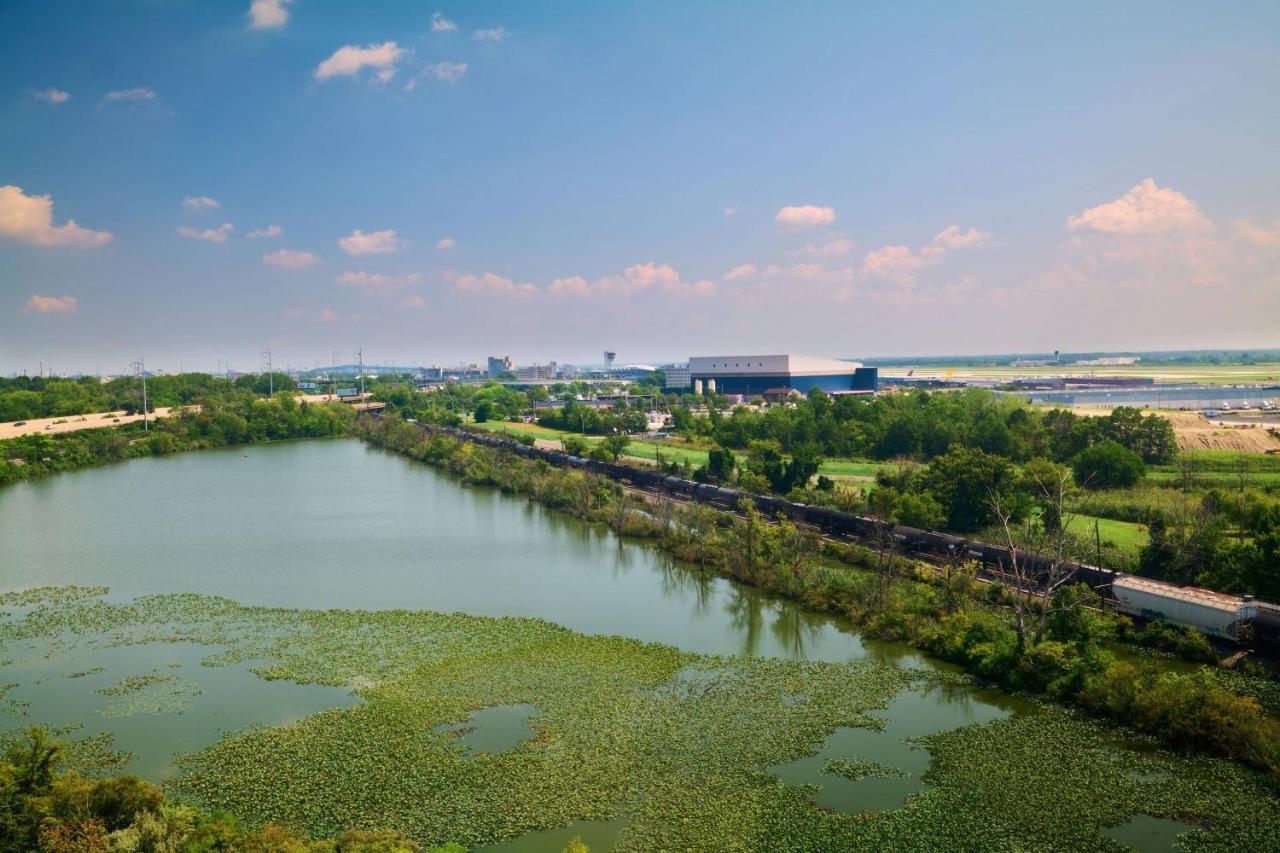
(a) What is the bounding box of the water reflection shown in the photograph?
[768,682,1030,814]
[0,439,938,667]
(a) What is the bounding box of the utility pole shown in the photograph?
[130,358,149,431]
[331,351,340,399]
[261,348,274,396]
[358,348,365,396]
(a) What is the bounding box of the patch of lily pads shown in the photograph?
[1,586,1277,851]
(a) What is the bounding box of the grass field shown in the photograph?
[1066,513,1150,557]
[473,421,892,479]
[1150,448,1280,487]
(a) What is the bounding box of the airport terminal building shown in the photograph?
[670,355,877,396]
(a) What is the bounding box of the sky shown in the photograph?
[1,1,1278,375]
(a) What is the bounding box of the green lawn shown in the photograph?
[1066,513,1149,556]
[1150,448,1280,486]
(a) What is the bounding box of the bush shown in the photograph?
[1072,441,1145,489]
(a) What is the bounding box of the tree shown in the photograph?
[707,446,735,481]
[560,435,589,456]
[1072,440,1145,489]
[600,433,630,461]
[988,466,1086,651]
[924,446,1016,532]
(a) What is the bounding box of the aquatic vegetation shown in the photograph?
[1,587,1277,851]
[96,672,178,695]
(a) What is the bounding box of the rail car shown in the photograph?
[383,417,1279,650]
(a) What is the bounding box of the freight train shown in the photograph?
[387,417,1280,653]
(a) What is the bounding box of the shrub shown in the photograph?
[1072,441,1145,489]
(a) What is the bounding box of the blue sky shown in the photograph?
[2,1,1278,374]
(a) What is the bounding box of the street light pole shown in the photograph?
[261,348,273,396]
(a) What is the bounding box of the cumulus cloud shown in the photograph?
[436,237,455,250]
[549,262,715,298]
[23,294,77,315]
[1235,218,1280,248]
[264,248,319,268]
[792,238,854,258]
[775,205,836,231]
[0,186,112,248]
[473,27,510,42]
[31,89,69,104]
[182,195,220,211]
[177,223,234,243]
[431,12,457,32]
[337,228,401,255]
[403,295,427,309]
[722,263,758,281]
[335,271,424,287]
[247,0,291,29]
[247,225,283,239]
[860,245,938,287]
[317,308,338,323]
[453,271,538,297]
[102,87,155,104]
[315,43,406,81]
[1067,179,1212,236]
[422,61,468,82]
[931,225,991,250]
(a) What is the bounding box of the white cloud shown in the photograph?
[247,225,283,239]
[338,228,401,255]
[403,295,427,309]
[335,271,424,287]
[723,206,738,217]
[860,245,938,287]
[315,43,406,81]
[0,186,112,248]
[722,263,758,281]
[31,89,69,104]
[931,225,991,250]
[1067,179,1212,236]
[102,87,155,104]
[23,294,77,315]
[473,27,510,42]
[264,248,319,268]
[422,62,468,82]
[247,0,292,29]
[375,68,398,84]
[177,223,234,243]
[792,238,854,258]
[431,12,457,32]
[549,262,715,298]
[182,195,220,211]
[1234,218,1280,248]
[775,205,836,231]
[317,308,338,323]
[453,271,538,297]
[436,237,455,250]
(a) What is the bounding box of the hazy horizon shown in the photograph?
[3,2,1279,374]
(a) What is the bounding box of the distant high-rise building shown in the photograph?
[487,356,514,377]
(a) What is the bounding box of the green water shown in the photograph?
[433,704,540,758]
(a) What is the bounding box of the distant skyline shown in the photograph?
[2,2,1279,375]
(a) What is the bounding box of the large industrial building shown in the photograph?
[667,355,877,396]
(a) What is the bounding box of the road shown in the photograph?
[0,407,190,440]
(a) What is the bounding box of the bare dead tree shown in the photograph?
[988,467,1087,650]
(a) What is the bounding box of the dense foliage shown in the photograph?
[0,373,297,421]
[0,395,353,485]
